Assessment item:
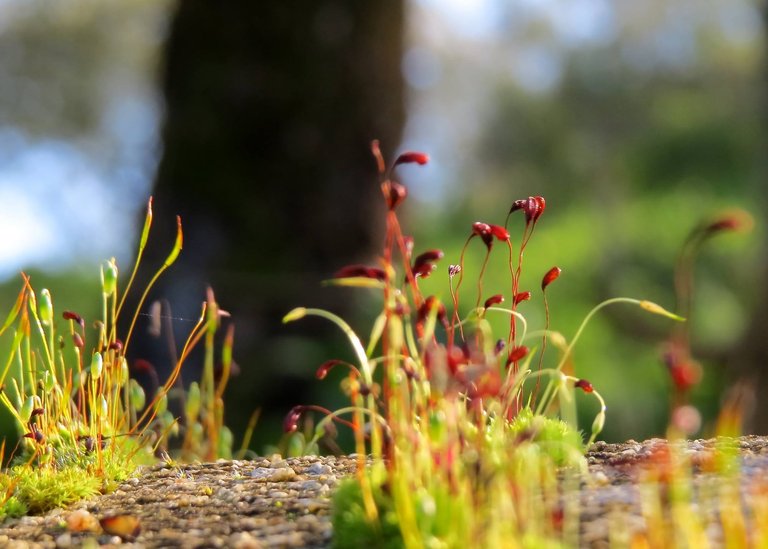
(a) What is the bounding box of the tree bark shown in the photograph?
[125,0,405,448]
[723,2,768,434]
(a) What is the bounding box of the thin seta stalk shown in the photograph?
[123,214,183,354]
[535,297,683,417]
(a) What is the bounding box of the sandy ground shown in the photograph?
[1,436,768,548]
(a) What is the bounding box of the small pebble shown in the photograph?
[299,480,323,491]
[230,531,262,549]
[592,471,609,486]
[65,509,100,533]
[55,533,73,548]
[307,463,332,476]
[251,467,296,482]
[296,498,326,513]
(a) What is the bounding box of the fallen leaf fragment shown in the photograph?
[99,514,141,540]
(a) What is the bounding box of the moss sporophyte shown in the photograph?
[0,197,243,520]
[283,140,688,547]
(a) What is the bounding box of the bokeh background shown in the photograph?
[0,0,765,451]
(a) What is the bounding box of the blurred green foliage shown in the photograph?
[0,0,764,449]
[401,2,764,441]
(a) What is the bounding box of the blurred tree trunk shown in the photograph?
[730,281,768,433]
[127,1,405,448]
[725,3,768,434]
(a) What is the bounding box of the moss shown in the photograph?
[509,407,584,467]
[13,466,102,514]
[0,495,28,520]
[332,478,404,549]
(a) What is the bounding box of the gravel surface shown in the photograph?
[579,435,768,547]
[1,436,767,547]
[0,454,359,548]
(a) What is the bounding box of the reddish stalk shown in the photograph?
[474,249,492,309]
[449,237,473,347]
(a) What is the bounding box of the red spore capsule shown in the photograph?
[541,266,562,291]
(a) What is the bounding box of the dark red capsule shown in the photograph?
[703,209,755,235]
[62,310,85,327]
[412,262,437,279]
[472,222,491,237]
[81,436,96,454]
[333,264,386,281]
[413,249,444,269]
[669,364,699,392]
[514,291,532,306]
[483,294,504,309]
[72,333,84,349]
[446,344,468,375]
[706,218,741,233]
[702,210,752,235]
[316,360,344,380]
[541,267,561,291]
[505,346,529,367]
[412,249,444,279]
[471,222,493,248]
[131,359,155,373]
[523,197,540,223]
[78,435,107,454]
[393,300,409,316]
[394,151,429,166]
[418,296,447,328]
[663,348,701,392]
[283,405,305,433]
[574,379,594,393]
[489,224,510,241]
[108,339,124,352]
[509,199,526,215]
[382,181,407,210]
[367,267,387,281]
[24,428,44,444]
[509,196,546,223]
